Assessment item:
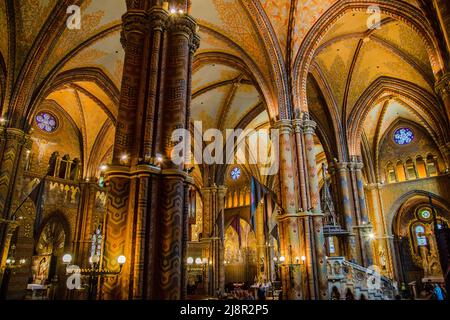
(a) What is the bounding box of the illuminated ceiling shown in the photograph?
[0,0,445,181]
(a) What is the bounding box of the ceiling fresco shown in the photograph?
[0,0,445,181]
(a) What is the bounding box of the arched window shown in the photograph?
[426,154,438,177]
[415,156,427,179]
[396,161,406,182]
[414,225,427,247]
[239,191,245,206]
[245,191,250,206]
[385,162,397,183]
[405,159,416,180]
[233,191,239,207]
[227,193,233,208]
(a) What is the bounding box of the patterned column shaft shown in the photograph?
[180,182,190,300]
[96,8,145,290]
[0,128,29,286]
[279,215,303,300]
[113,11,149,164]
[303,120,320,212]
[217,186,226,293]
[256,204,266,281]
[153,13,198,299]
[145,174,160,298]
[275,120,298,214]
[354,162,374,267]
[293,120,308,211]
[160,15,196,165]
[367,184,393,277]
[300,214,316,299]
[102,175,131,300]
[143,9,168,158]
[200,188,213,295]
[334,162,358,261]
[155,173,186,299]
[131,174,150,299]
[303,119,327,300]
[0,128,29,217]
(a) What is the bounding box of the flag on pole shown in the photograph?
[269,202,281,249]
[250,176,270,231]
[230,215,242,248]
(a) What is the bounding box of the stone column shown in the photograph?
[73,182,97,269]
[293,120,308,211]
[217,186,227,294]
[333,161,358,262]
[154,12,198,300]
[180,180,191,300]
[303,118,328,300]
[0,127,31,290]
[354,162,374,267]
[274,120,304,300]
[293,120,315,299]
[275,120,298,215]
[435,73,450,125]
[366,184,393,278]
[102,5,151,300]
[200,185,226,296]
[200,187,213,295]
[256,203,266,282]
[278,213,304,300]
[0,128,30,218]
[102,3,199,301]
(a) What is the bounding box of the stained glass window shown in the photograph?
[393,127,414,145]
[419,209,431,220]
[414,225,427,246]
[230,167,241,181]
[35,112,58,133]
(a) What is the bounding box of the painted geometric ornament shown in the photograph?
[393,127,414,145]
[36,112,58,133]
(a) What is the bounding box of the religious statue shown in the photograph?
[321,163,337,226]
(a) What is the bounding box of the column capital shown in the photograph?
[333,161,349,172]
[217,185,228,196]
[2,127,29,145]
[435,73,450,97]
[168,14,198,40]
[348,161,364,171]
[273,119,293,134]
[302,119,317,135]
[148,8,169,31]
[365,183,376,191]
[122,11,150,34]
[292,119,303,134]
[190,33,201,53]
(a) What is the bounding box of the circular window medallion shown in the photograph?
[35,112,58,133]
[393,127,414,145]
[230,167,241,181]
[417,207,433,222]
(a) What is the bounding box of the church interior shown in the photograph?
[0,0,449,301]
